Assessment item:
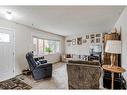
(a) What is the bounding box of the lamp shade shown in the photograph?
[105,40,122,54]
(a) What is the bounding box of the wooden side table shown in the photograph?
[102,65,126,89]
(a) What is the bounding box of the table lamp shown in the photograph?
[105,40,122,66]
[103,40,126,89]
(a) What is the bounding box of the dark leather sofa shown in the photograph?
[26,52,52,80]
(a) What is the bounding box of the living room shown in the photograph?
[0,5,127,91]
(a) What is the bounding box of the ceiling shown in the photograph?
[0,6,125,36]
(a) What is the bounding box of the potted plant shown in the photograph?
[44,47,52,54]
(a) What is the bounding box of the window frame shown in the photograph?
[32,36,60,56]
[0,32,10,43]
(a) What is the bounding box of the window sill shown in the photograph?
[34,52,60,57]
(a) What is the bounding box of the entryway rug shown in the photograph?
[0,77,32,90]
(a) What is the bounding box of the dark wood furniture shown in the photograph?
[103,32,120,66]
[103,32,126,89]
[102,65,126,89]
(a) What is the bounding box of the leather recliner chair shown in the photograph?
[26,52,52,80]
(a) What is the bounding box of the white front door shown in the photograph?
[0,28,15,81]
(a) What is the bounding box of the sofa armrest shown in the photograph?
[36,63,52,68]
[39,60,47,64]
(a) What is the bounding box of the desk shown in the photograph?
[102,65,126,89]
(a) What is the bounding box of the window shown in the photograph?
[0,33,10,42]
[44,40,60,54]
[32,37,60,55]
[38,39,44,55]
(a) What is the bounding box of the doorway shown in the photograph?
[0,28,15,81]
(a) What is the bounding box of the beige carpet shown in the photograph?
[16,62,105,90]
[16,62,68,89]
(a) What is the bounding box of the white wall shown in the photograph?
[65,33,103,55]
[0,18,65,75]
[114,7,127,80]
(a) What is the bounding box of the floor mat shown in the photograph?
[0,77,32,90]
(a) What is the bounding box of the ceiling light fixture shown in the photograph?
[5,11,12,20]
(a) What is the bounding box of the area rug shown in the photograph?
[0,78,32,90]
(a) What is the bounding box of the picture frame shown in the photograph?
[83,39,87,43]
[66,39,72,46]
[77,37,82,45]
[66,39,72,42]
[91,39,95,43]
[90,34,95,39]
[96,34,101,37]
[86,35,89,39]
[96,38,100,43]
[72,39,76,45]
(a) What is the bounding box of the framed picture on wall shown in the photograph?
[66,39,72,46]
[96,38,100,43]
[96,34,101,37]
[90,34,95,39]
[77,37,82,45]
[83,39,87,43]
[66,39,72,42]
[91,39,95,43]
[72,39,76,45]
[86,35,89,39]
